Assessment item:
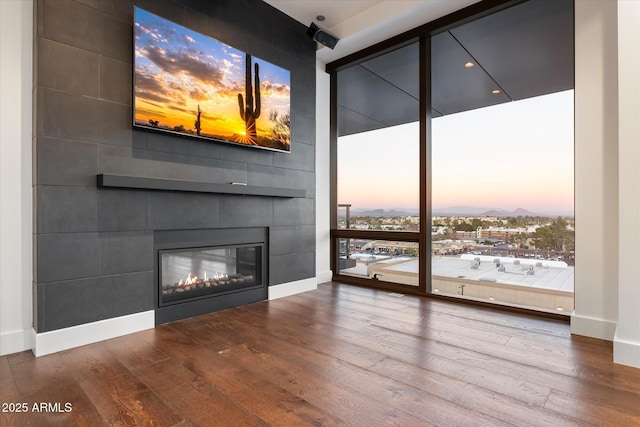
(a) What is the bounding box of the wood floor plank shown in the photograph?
[215,305,387,369]
[5,350,34,366]
[59,342,131,383]
[99,332,170,371]
[389,313,514,346]
[154,378,268,427]
[137,329,348,427]
[204,319,512,427]
[292,291,426,325]
[366,321,640,418]
[229,300,553,407]
[9,353,74,397]
[505,335,640,389]
[132,359,200,395]
[137,325,203,362]
[0,356,17,401]
[315,284,571,337]
[2,282,640,426]
[217,342,458,427]
[265,296,374,332]
[238,289,640,419]
[76,369,183,427]
[13,381,104,427]
[544,389,640,426]
[368,356,580,426]
[184,346,350,427]
[164,316,247,350]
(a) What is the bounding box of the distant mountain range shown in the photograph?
[350,208,419,217]
[433,206,574,217]
[350,206,574,217]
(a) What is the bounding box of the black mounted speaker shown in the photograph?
[306,22,339,49]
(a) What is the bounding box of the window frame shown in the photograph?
[326,0,573,319]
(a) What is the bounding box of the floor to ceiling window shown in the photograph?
[334,42,423,290]
[429,0,574,312]
[329,0,574,312]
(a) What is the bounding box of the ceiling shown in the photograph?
[262,0,406,32]
[263,0,481,63]
[264,0,574,137]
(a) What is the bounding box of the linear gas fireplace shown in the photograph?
[154,228,267,324]
[160,244,261,303]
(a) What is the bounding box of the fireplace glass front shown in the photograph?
[159,244,262,306]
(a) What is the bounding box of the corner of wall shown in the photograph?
[316,270,333,284]
[316,58,331,284]
[613,335,640,368]
[573,0,619,342]
[570,314,617,341]
[0,0,34,356]
[613,0,640,368]
[0,329,33,357]
[268,278,317,300]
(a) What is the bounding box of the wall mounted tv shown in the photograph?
[133,7,291,153]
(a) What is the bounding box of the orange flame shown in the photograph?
[178,271,229,286]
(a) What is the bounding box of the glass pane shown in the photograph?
[337,204,351,229]
[430,90,574,312]
[338,238,419,286]
[160,245,261,305]
[336,43,420,232]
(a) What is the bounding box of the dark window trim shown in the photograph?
[419,36,430,293]
[332,229,419,241]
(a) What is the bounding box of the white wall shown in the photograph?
[316,59,332,284]
[0,0,34,355]
[571,0,620,341]
[614,0,640,368]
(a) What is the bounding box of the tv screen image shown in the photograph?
[133,7,291,152]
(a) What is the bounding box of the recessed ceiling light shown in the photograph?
[492,89,501,94]
[316,15,325,22]
[434,288,439,292]
[489,297,495,301]
[464,62,474,68]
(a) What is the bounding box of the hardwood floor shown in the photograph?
[2,282,640,426]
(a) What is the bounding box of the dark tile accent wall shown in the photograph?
[34,0,316,332]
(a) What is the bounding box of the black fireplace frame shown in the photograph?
[154,227,268,324]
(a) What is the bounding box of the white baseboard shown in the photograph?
[613,335,640,368]
[33,310,155,357]
[316,270,333,284]
[27,276,327,357]
[268,277,317,300]
[0,328,33,356]
[571,313,617,341]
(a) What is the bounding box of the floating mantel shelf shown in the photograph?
[97,174,305,198]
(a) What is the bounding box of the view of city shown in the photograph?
[339,211,573,260]
[337,211,575,312]
[337,90,574,312]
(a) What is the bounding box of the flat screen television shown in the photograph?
[133,7,291,153]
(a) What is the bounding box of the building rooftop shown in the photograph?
[365,254,574,293]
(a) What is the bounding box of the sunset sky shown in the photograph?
[134,8,290,141]
[338,90,575,215]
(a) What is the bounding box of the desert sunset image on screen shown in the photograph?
[134,7,291,152]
